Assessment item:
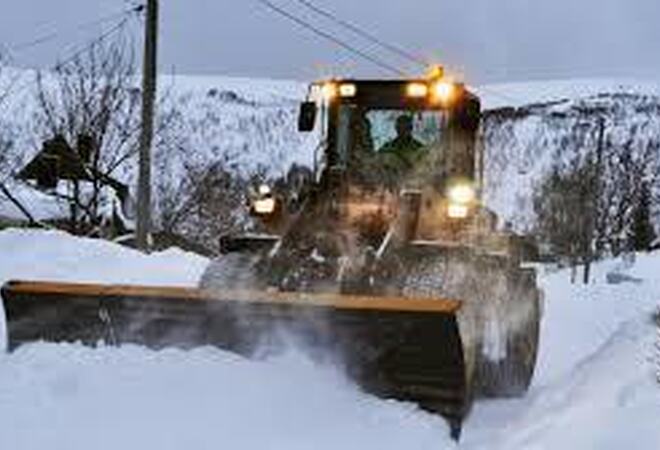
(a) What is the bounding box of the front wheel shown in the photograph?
[375,248,541,399]
[198,253,266,291]
[473,267,541,397]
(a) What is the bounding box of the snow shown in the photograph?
[0,183,70,222]
[474,77,660,110]
[481,84,660,231]
[0,228,207,287]
[0,344,450,450]
[0,228,658,448]
[0,69,319,225]
[464,316,659,449]
[0,228,208,353]
[535,255,659,385]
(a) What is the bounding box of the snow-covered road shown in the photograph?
[0,229,658,449]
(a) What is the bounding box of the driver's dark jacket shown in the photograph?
[379,136,425,169]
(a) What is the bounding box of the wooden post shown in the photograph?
[583,116,605,284]
[136,0,158,251]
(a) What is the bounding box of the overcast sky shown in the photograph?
[1,0,659,83]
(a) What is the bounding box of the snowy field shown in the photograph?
[0,228,658,449]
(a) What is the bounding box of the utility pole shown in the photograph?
[136,0,158,251]
[583,116,606,284]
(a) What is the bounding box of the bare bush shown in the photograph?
[534,163,598,282]
[153,140,259,254]
[534,111,660,281]
[533,119,603,283]
[0,53,19,178]
[0,52,40,224]
[31,34,141,234]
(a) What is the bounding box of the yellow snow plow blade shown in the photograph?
[2,280,468,434]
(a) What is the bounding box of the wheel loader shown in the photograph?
[1,68,541,440]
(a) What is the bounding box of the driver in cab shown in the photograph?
[379,115,425,171]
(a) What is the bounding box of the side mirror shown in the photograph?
[298,101,317,132]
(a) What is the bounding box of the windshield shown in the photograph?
[336,105,447,187]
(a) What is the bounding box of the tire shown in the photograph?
[473,268,541,397]
[198,253,266,291]
[380,248,541,399]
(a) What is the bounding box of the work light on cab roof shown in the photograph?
[314,65,461,106]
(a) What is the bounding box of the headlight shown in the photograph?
[448,184,475,204]
[253,197,276,215]
[258,184,271,196]
[447,204,469,219]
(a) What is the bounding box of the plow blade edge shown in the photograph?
[2,280,468,433]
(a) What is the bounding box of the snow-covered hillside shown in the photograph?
[0,228,658,449]
[482,84,660,230]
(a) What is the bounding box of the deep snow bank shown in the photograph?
[0,228,208,351]
[535,254,660,386]
[0,228,208,286]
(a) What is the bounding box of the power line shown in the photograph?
[293,0,427,68]
[273,0,526,104]
[256,0,406,76]
[277,0,533,106]
[53,17,131,70]
[0,8,141,104]
[10,32,60,54]
[8,5,144,55]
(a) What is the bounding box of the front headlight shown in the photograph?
[258,184,272,196]
[448,184,476,204]
[447,203,469,219]
[447,183,475,219]
[253,197,276,215]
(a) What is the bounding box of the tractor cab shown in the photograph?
[299,75,481,192]
[296,73,483,238]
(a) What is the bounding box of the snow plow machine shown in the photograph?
[2,69,541,439]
